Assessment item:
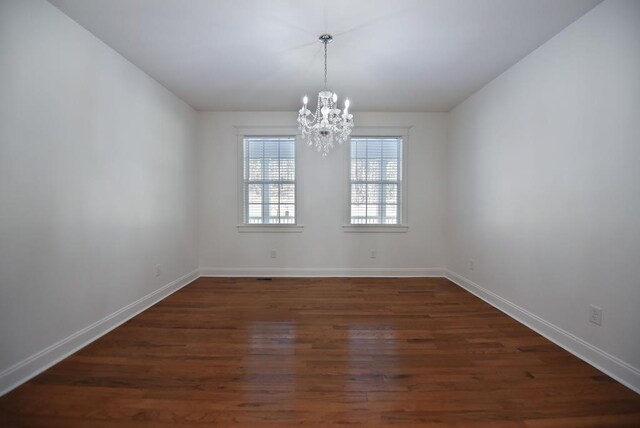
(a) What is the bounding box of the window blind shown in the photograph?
[243,137,296,224]
[350,137,401,224]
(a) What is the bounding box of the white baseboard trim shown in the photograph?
[199,267,445,277]
[445,270,640,395]
[0,269,200,397]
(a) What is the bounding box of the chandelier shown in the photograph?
[297,34,353,156]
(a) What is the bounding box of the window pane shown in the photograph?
[248,184,262,204]
[366,139,382,158]
[248,140,263,158]
[384,159,398,181]
[248,204,262,223]
[352,139,366,158]
[367,184,381,204]
[267,204,279,223]
[280,184,295,203]
[280,141,295,158]
[267,183,279,204]
[384,184,397,204]
[280,158,294,180]
[351,184,366,203]
[366,204,380,224]
[351,204,366,224]
[263,141,279,158]
[280,204,295,223]
[352,159,366,181]
[382,140,398,159]
[248,158,262,180]
[367,159,381,180]
[384,204,398,224]
[266,159,279,180]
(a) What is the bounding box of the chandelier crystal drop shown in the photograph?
[297,34,353,156]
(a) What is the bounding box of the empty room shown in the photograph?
[1,0,639,426]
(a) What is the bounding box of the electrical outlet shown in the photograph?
[155,264,161,277]
[469,259,475,270]
[589,305,602,326]
[270,249,277,259]
[370,249,377,259]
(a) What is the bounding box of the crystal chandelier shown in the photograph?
[297,34,353,156]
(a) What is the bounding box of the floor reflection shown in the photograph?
[243,321,297,404]
[347,324,398,392]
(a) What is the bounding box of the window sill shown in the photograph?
[237,224,304,233]
[342,224,409,233]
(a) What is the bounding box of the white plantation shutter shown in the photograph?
[243,137,296,224]
[350,137,402,224]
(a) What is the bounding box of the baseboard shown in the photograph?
[199,267,445,277]
[445,270,640,395]
[0,269,200,397]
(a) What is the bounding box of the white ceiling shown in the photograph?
[48,0,602,112]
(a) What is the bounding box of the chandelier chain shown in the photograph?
[323,41,328,89]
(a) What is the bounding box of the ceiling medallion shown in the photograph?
[297,34,353,156]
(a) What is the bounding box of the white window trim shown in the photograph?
[236,126,303,233]
[342,224,409,233]
[343,126,410,233]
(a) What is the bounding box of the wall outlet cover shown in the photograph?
[589,305,603,326]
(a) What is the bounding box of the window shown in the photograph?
[243,137,296,224]
[349,137,402,225]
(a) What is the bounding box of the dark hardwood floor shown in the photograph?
[1,277,639,427]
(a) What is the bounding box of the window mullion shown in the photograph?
[277,138,281,223]
[365,138,369,224]
[378,142,384,224]
[244,140,248,223]
[397,137,401,223]
[262,141,267,224]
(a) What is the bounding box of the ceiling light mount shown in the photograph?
[318,34,333,44]
[297,34,353,157]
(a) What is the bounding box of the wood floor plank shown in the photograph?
[1,277,638,427]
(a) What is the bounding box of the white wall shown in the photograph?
[0,0,198,391]
[447,0,640,389]
[198,112,448,275]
